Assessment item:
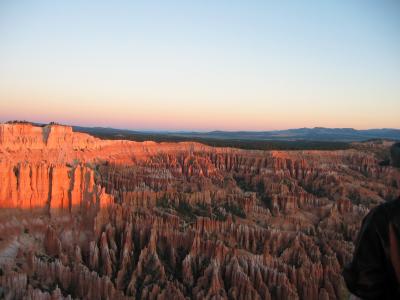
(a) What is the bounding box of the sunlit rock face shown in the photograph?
[0,123,399,299]
[0,122,100,151]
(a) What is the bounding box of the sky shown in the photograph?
[0,0,399,131]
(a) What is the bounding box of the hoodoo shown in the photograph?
[0,123,399,299]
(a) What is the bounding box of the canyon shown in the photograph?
[0,122,399,299]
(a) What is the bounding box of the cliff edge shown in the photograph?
[0,123,100,151]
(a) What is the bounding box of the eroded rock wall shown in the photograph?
[0,123,399,300]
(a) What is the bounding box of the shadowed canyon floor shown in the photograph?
[0,123,399,299]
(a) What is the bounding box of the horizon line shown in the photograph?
[1,119,399,132]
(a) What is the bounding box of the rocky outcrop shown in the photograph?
[0,123,99,151]
[0,161,113,214]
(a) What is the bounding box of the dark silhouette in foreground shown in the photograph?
[344,198,400,299]
[391,142,400,168]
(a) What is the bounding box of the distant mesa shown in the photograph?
[72,124,400,142]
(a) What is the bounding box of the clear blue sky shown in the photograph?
[0,0,399,130]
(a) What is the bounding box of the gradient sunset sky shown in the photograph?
[0,1,399,130]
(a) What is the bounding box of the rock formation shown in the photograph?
[0,123,399,299]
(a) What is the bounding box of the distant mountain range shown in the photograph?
[72,126,400,142]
